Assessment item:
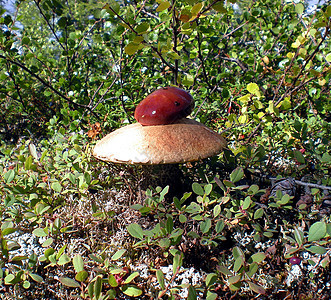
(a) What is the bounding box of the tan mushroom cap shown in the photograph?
[92,118,226,164]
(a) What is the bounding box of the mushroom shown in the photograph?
[93,87,226,199]
[92,118,226,165]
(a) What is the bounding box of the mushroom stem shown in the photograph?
[141,164,187,200]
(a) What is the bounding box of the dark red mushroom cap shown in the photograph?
[134,87,194,126]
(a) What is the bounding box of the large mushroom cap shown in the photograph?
[93,118,226,164]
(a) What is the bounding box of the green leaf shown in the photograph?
[25,155,33,170]
[156,1,170,12]
[206,291,218,300]
[108,274,118,287]
[212,2,227,13]
[88,282,94,298]
[156,269,165,289]
[230,167,244,183]
[127,223,144,240]
[204,184,213,195]
[247,262,258,278]
[159,238,171,248]
[192,182,204,195]
[42,237,53,248]
[124,271,139,284]
[112,249,127,261]
[247,83,260,96]
[2,227,17,236]
[124,43,139,55]
[57,254,71,265]
[187,285,197,300]
[191,2,203,16]
[185,202,202,214]
[223,180,236,188]
[32,228,48,237]
[305,245,327,255]
[320,152,331,163]
[217,265,232,276]
[279,98,291,110]
[308,221,327,242]
[215,220,225,233]
[294,227,304,246]
[135,22,149,34]
[173,253,183,274]
[51,181,62,193]
[179,214,187,223]
[248,281,266,294]
[75,270,88,282]
[4,169,15,183]
[214,204,221,218]
[295,3,304,15]
[242,196,252,210]
[233,247,244,259]
[250,252,266,263]
[57,16,68,28]
[121,285,143,297]
[228,274,241,284]
[94,275,102,299]
[200,218,212,234]
[166,216,174,234]
[254,208,264,219]
[23,280,30,289]
[21,36,30,46]
[293,150,305,164]
[205,273,217,287]
[233,256,244,273]
[29,273,43,283]
[73,254,84,272]
[58,277,80,288]
[4,274,15,284]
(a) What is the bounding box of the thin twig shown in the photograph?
[0,54,88,109]
[269,178,331,191]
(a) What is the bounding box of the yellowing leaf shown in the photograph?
[262,56,269,65]
[279,98,291,110]
[299,48,307,56]
[318,78,326,86]
[156,1,170,12]
[247,83,260,97]
[238,94,250,103]
[212,2,227,13]
[257,112,265,119]
[191,2,203,16]
[124,43,139,55]
[238,114,248,124]
[291,40,301,48]
[295,3,304,15]
[287,52,295,59]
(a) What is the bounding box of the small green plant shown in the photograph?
[0,221,43,290]
[57,250,142,299]
[284,221,331,261]
[217,247,267,295]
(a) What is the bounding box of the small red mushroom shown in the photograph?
[134,87,194,125]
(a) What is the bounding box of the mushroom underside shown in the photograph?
[92,118,226,165]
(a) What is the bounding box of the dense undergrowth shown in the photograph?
[1,0,330,299]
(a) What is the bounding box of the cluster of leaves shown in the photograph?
[129,167,330,298]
